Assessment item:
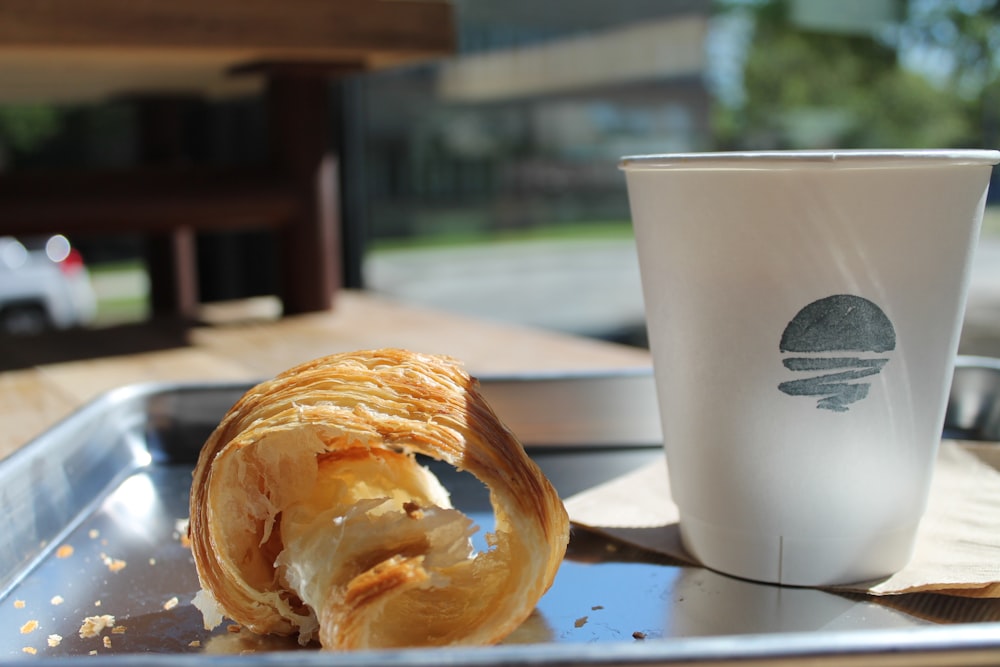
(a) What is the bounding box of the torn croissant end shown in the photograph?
[188,348,570,650]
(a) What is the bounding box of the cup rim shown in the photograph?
[619,149,1000,171]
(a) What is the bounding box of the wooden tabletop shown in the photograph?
[0,0,455,103]
[0,290,652,461]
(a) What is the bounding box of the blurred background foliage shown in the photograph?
[714,0,1000,150]
[0,105,61,154]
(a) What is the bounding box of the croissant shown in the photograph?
[188,348,570,650]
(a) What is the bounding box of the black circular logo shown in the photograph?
[778,295,896,412]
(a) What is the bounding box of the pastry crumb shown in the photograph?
[50,595,64,606]
[103,636,112,649]
[192,589,224,630]
[574,616,588,628]
[89,529,100,539]
[632,631,647,640]
[56,545,74,559]
[227,624,242,633]
[89,650,97,655]
[94,600,102,607]
[149,558,157,566]
[188,640,201,648]
[112,626,127,634]
[402,500,425,519]
[47,634,62,647]
[20,620,39,634]
[79,614,116,639]
[13,599,25,609]
[175,518,192,548]
[21,647,37,655]
[163,596,179,611]
[100,553,127,572]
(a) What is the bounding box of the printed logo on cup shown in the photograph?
[778,295,896,412]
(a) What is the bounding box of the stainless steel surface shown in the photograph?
[1,363,999,664]
[477,368,661,446]
[946,356,1000,441]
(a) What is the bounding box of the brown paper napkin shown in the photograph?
[564,441,1000,597]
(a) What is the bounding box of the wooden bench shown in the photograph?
[0,0,454,318]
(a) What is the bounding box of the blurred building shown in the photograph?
[358,0,712,246]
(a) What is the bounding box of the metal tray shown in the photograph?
[2,359,999,665]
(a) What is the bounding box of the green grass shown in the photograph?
[87,260,149,326]
[87,259,143,279]
[368,221,634,252]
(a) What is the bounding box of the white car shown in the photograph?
[0,235,97,335]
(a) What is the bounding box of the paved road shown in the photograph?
[364,237,647,342]
[962,236,1000,356]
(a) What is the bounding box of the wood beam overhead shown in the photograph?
[0,0,455,103]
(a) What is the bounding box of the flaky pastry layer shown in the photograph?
[188,348,570,650]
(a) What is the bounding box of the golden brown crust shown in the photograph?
[189,348,569,650]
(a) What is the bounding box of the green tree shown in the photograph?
[0,105,61,154]
[891,0,1000,146]
[713,0,990,150]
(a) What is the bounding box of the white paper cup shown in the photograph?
[621,149,1000,587]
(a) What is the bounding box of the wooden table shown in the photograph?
[0,291,652,461]
[0,0,455,318]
